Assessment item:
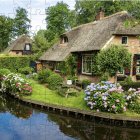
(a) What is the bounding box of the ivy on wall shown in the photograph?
[0,56,30,72]
[59,55,77,76]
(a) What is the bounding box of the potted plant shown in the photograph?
[66,75,73,85]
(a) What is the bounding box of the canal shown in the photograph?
[0,94,140,140]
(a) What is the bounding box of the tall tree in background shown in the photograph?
[45,2,71,42]
[0,16,13,51]
[75,0,140,25]
[14,7,31,37]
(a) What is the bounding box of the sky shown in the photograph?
[0,0,75,36]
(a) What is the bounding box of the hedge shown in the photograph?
[0,56,30,72]
[121,82,140,91]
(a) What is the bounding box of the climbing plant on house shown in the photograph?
[96,45,131,82]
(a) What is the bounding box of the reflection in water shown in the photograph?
[0,94,140,140]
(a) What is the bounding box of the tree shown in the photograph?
[45,2,71,42]
[0,16,13,52]
[32,30,48,53]
[14,7,31,37]
[75,0,140,26]
[96,45,131,82]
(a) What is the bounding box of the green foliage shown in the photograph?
[121,82,140,91]
[0,68,11,77]
[45,2,71,42]
[128,101,140,114]
[81,79,91,88]
[13,7,30,37]
[75,0,140,26]
[97,45,131,77]
[1,73,32,95]
[38,69,53,84]
[123,76,133,85]
[32,30,49,53]
[47,73,63,90]
[0,16,13,52]
[18,67,34,75]
[0,56,30,72]
[100,73,109,82]
[59,55,77,76]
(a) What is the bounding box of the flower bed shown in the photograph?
[84,81,140,113]
[0,73,32,96]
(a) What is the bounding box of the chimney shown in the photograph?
[96,8,104,20]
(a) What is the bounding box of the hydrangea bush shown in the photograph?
[84,81,140,113]
[0,73,32,95]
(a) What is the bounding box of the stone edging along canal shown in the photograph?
[13,95,140,128]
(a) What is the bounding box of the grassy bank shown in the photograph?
[24,80,88,110]
[23,80,140,118]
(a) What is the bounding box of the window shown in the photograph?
[55,62,61,71]
[64,36,68,43]
[16,51,19,54]
[82,55,93,74]
[136,57,140,74]
[122,36,128,44]
[25,44,31,50]
[60,36,68,44]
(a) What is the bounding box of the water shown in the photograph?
[0,94,140,140]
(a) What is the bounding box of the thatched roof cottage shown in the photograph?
[40,11,140,82]
[4,34,32,55]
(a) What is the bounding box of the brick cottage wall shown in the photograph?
[110,35,140,81]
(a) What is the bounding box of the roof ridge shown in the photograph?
[63,11,128,34]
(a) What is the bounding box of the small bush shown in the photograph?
[100,72,109,81]
[38,69,53,83]
[47,74,63,90]
[18,67,34,75]
[121,82,140,91]
[1,73,32,95]
[82,79,91,89]
[123,76,133,84]
[0,68,11,76]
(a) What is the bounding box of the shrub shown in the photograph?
[0,56,30,72]
[84,81,140,114]
[0,73,32,95]
[123,76,133,84]
[100,72,109,81]
[84,81,126,113]
[0,68,11,76]
[47,74,63,90]
[38,69,53,83]
[18,67,34,75]
[82,79,91,89]
[121,82,140,91]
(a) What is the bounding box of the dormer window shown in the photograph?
[25,43,31,50]
[122,36,128,44]
[60,36,68,44]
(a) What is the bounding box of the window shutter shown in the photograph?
[133,54,137,75]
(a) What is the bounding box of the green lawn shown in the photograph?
[23,80,140,118]
[24,80,88,110]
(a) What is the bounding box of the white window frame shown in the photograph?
[25,44,31,51]
[82,54,93,75]
[121,36,128,45]
[136,58,140,75]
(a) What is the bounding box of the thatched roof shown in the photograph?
[40,11,131,61]
[114,24,140,35]
[4,35,32,53]
[39,44,71,61]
